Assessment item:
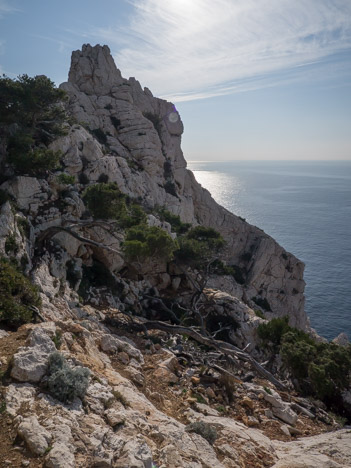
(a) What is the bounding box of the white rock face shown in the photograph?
[115,437,153,468]
[45,443,75,468]
[1,176,48,213]
[5,383,36,416]
[273,430,351,467]
[11,326,56,383]
[263,388,298,426]
[100,334,144,363]
[60,44,307,329]
[18,416,52,455]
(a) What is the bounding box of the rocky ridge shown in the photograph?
[0,44,350,467]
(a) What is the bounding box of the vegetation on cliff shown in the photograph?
[0,74,67,176]
[258,317,351,412]
[0,257,41,327]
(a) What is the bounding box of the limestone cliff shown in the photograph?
[59,44,306,328]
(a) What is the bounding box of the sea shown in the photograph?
[188,160,351,341]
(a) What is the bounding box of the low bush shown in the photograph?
[157,207,191,234]
[97,173,109,183]
[83,183,147,227]
[56,173,75,185]
[258,317,351,407]
[5,234,19,255]
[47,352,90,403]
[83,183,127,220]
[123,225,177,262]
[254,309,265,319]
[185,421,217,445]
[7,133,61,176]
[175,226,225,268]
[257,316,290,347]
[17,218,31,238]
[0,257,41,327]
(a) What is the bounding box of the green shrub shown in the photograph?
[157,207,191,235]
[17,217,31,238]
[5,234,19,255]
[83,183,147,227]
[0,74,67,133]
[185,421,217,445]
[175,226,225,268]
[187,226,225,250]
[257,316,290,346]
[83,183,127,220]
[1,74,68,176]
[0,257,41,327]
[7,133,61,175]
[123,225,177,262]
[56,173,75,185]
[254,309,265,319]
[47,352,90,403]
[120,204,147,228]
[259,317,351,406]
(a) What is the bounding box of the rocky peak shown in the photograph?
[68,44,124,95]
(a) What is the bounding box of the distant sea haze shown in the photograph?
[188,160,351,341]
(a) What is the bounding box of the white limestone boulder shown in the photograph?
[18,416,52,456]
[11,326,56,383]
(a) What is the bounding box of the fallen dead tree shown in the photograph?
[105,313,288,391]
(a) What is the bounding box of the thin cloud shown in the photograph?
[89,0,351,101]
[0,0,19,19]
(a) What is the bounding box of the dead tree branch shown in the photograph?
[134,317,287,391]
[35,224,121,254]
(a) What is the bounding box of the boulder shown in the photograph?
[11,326,56,383]
[18,416,52,456]
[45,443,75,468]
[100,334,144,363]
[114,437,153,468]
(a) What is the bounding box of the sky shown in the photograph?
[1,0,351,161]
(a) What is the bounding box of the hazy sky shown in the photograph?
[1,0,351,161]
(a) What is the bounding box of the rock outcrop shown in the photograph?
[59,44,306,329]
